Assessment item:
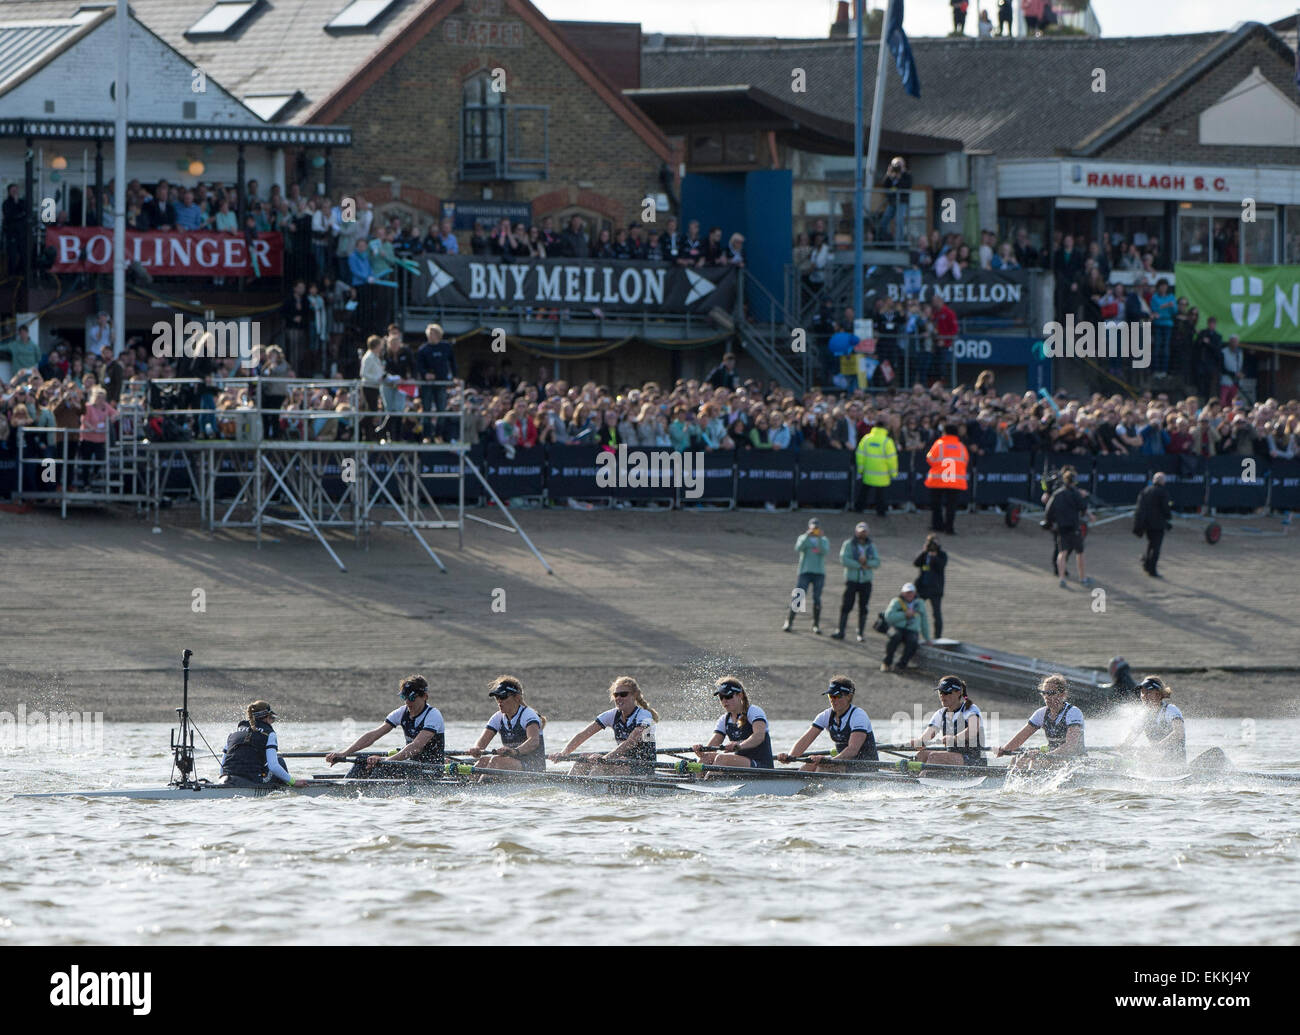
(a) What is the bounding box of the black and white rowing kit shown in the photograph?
[347,704,446,778]
[220,720,293,786]
[596,705,657,775]
[714,704,774,768]
[717,702,774,769]
[927,701,986,766]
[811,705,879,761]
[1028,702,1087,754]
[1140,701,1185,763]
[486,705,546,771]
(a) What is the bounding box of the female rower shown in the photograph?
[997,673,1086,771]
[550,675,659,777]
[692,676,774,771]
[909,675,985,766]
[775,675,878,772]
[467,675,547,772]
[324,674,445,777]
[219,700,308,789]
[1119,675,1185,765]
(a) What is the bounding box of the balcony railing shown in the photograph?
[459,104,549,182]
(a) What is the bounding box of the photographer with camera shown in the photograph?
[1045,467,1092,588]
[912,533,948,639]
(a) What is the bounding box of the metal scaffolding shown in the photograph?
[16,377,551,574]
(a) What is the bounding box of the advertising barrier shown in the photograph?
[795,449,855,507]
[1269,460,1300,511]
[483,444,545,499]
[1091,456,1151,507]
[736,450,797,506]
[972,452,1035,505]
[1206,454,1269,510]
[1150,456,1207,510]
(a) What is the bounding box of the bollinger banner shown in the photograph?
[49,228,284,277]
[864,267,1029,319]
[408,256,738,313]
[1175,264,1300,344]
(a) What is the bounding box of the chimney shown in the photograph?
[830,1,850,38]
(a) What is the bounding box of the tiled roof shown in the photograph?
[0,7,104,96]
[1,0,429,119]
[641,28,1265,158]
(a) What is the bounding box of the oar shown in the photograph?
[670,758,1010,782]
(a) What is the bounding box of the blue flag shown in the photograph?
[886,0,921,99]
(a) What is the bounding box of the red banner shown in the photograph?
[50,227,284,277]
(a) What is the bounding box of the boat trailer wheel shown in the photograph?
[1205,522,1222,545]
[1005,504,1021,528]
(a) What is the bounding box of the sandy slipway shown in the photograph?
[0,504,1294,721]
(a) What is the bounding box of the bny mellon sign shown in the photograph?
[412,257,738,314]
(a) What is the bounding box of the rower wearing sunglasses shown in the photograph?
[551,675,659,777]
[324,674,445,777]
[776,675,878,772]
[467,675,547,772]
[691,676,774,771]
[1119,676,1185,765]
[909,675,986,767]
[997,673,1085,771]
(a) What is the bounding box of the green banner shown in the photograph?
[1175,264,1300,345]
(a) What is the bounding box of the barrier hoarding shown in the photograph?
[1091,456,1149,506]
[1269,461,1300,511]
[1207,454,1268,510]
[973,452,1034,505]
[484,444,545,498]
[796,449,854,507]
[735,450,797,505]
[1150,455,1206,511]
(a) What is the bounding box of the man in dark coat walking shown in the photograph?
[1133,471,1173,577]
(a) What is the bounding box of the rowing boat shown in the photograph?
[17,652,1299,801]
[22,756,1299,803]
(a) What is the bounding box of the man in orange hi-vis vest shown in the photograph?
[924,423,969,535]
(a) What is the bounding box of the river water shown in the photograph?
[3,716,1297,945]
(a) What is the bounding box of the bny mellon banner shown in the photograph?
[410,257,738,314]
[1176,264,1300,345]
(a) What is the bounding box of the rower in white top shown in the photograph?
[692,676,775,771]
[1119,675,1186,765]
[551,675,659,777]
[997,673,1085,772]
[776,675,878,772]
[908,675,986,767]
[467,675,547,773]
[323,674,445,777]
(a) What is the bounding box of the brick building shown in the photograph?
[123,0,674,242]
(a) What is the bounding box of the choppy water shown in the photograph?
[2,717,1298,945]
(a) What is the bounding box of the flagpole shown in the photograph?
[853,0,864,324]
[861,0,893,305]
[113,0,128,358]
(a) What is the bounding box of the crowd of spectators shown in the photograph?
[5,309,1299,503]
